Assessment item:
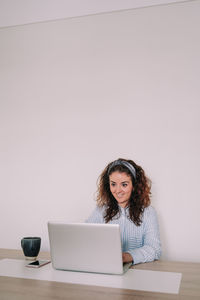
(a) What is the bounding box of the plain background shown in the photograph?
[0,0,200,262]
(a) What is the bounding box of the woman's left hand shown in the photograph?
[122,252,133,263]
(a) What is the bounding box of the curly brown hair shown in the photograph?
[96,158,151,226]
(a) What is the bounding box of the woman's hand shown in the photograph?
[122,252,133,263]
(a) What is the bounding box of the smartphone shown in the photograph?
[26,260,51,268]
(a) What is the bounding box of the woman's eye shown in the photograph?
[122,183,127,187]
[111,183,115,187]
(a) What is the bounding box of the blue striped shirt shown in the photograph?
[86,205,161,265]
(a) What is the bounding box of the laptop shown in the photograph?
[48,222,132,275]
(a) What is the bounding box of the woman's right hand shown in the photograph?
[122,252,133,263]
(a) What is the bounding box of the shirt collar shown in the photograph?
[118,205,129,215]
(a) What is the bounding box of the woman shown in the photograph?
[86,158,161,265]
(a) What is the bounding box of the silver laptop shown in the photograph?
[48,222,132,275]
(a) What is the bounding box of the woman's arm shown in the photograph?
[127,206,161,265]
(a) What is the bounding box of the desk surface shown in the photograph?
[0,248,200,300]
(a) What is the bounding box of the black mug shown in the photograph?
[21,237,41,260]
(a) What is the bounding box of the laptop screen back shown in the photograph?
[48,222,124,274]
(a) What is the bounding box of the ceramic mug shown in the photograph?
[21,237,41,260]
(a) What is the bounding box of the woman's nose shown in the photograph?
[115,185,122,193]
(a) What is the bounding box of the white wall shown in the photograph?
[0,0,187,28]
[0,1,200,262]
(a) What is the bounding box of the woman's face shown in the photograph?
[109,171,133,208]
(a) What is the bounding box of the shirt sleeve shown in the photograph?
[85,206,105,223]
[127,206,162,265]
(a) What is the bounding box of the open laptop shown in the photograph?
[48,222,132,275]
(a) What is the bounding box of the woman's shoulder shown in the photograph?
[94,205,106,214]
[86,204,106,223]
[87,205,105,217]
[142,205,157,219]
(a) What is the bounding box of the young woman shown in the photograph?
[86,158,161,265]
